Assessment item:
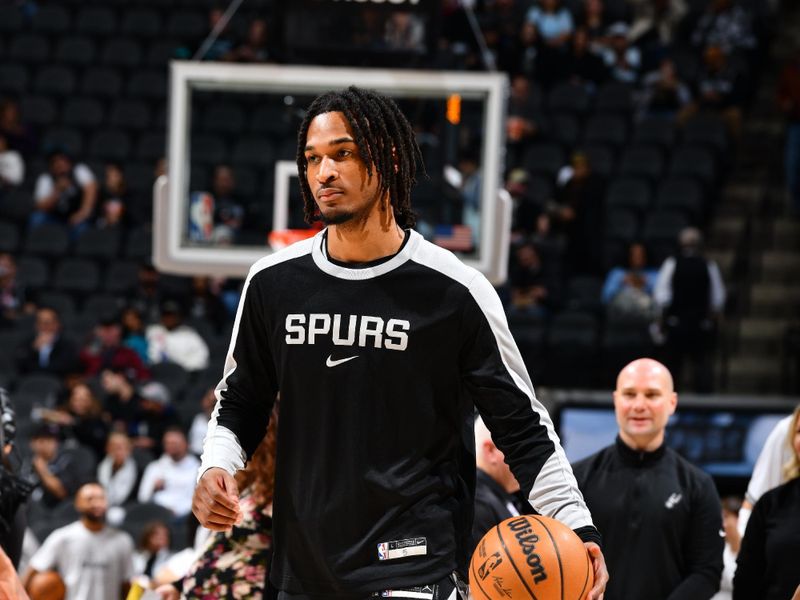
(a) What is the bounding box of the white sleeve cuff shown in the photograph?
[198,425,247,482]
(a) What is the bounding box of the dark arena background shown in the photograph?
[0,0,798,598]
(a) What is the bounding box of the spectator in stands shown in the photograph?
[146,299,209,372]
[81,312,150,382]
[472,415,532,547]
[201,5,236,61]
[0,133,24,193]
[30,148,98,237]
[159,407,278,599]
[133,521,172,581]
[526,0,575,86]
[385,12,425,52]
[97,432,139,509]
[602,242,659,322]
[777,46,800,217]
[96,162,132,230]
[23,483,134,600]
[712,495,742,600]
[654,227,726,393]
[210,164,245,242]
[505,77,547,171]
[508,241,558,314]
[39,382,109,461]
[15,306,81,378]
[0,253,30,327]
[188,387,215,457]
[565,27,608,90]
[0,99,36,157]
[121,306,149,365]
[601,22,643,83]
[26,423,82,510]
[188,276,228,334]
[228,18,270,63]
[682,45,744,138]
[554,152,606,276]
[734,404,800,600]
[131,262,162,325]
[579,0,609,46]
[691,0,756,55]
[138,427,199,518]
[639,58,693,119]
[100,368,141,434]
[573,358,724,600]
[507,22,540,79]
[628,0,688,70]
[129,381,179,455]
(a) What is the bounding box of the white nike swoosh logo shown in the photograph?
[326,355,359,367]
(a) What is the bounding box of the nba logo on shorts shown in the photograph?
[377,543,388,560]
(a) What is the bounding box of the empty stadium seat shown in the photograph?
[682,114,728,155]
[61,97,105,129]
[75,227,122,260]
[655,177,706,224]
[231,138,276,167]
[0,5,24,34]
[81,67,124,98]
[126,70,167,100]
[579,144,616,178]
[584,114,628,148]
[54,258,101,294]
[522,143,564,179]
[549,113,581,149]
[150,361,190,398]
[15,256,49,291]
[82,293,124,318]
[75,7,118,36]
[191,134,228,165]
[55,36,98,66]
[605,208,640,243]
[564,275,604,314]
[595,82,634,114]
[31,5,71,34]
[136,132,166,162]
[633,117,677,149]
[605,177,652,215]
[202,103,246,135]
[104,260,140,294]
[0,64,29,95]
[24,222,71,257]
[0,221,20,253]
[101,38,144,68]
[10,34,50,64]
[668,145,717,186]
[124,229,153,260]
[166,10,206,40]
[34,65,77,96]
[618,145,665,181]
[89,129,133,162]
[16,373,64,398]
[548,82,591,115]
[120,8,163,38]
[109,100,152,131]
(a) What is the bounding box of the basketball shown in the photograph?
[470,515,593,600]
[26,570,66,600]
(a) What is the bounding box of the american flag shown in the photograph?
[433,224,474,252]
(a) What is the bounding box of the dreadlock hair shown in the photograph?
[296,86,423,229]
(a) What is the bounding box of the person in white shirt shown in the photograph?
[146,299,209,372]
[188,387,216,456]
[0,133,23,191]
[30,148,97,235]
[138,427,199,517]
[23,483,134,600]
[97,432,139,509]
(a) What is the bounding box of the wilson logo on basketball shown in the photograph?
[507,516,548,584]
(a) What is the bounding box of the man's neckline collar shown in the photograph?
[615,435,666,466]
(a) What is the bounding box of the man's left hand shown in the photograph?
[584,542,608,600]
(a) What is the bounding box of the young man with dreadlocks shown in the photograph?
[193,87,609,599]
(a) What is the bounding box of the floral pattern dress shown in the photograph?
[181,491,272,599]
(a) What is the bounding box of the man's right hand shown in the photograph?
[192,467,241,531]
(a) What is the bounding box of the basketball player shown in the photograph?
[193,87,608,599]
[573,358,723,600]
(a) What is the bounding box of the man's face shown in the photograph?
[36,309,60,336]
[30,436,58,461]
[614,360,677,450]
[163,431,187,461]
[75,484,107,523]
[97,323,122,347]
[304,111,382,226]
[49,154,72,177]
[213,166,235,197]
[106,434,131,464]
